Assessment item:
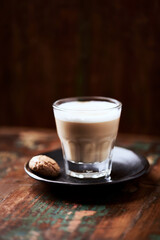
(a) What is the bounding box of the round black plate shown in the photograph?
[24,147,150,186]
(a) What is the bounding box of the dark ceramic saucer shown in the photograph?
[24,147,150,186]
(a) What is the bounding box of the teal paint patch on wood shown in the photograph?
[152,155,160,165]
[91,205,107,215]
[1,226,44,240]
[150,235,160,240]
[0,152,18,179]
[59,204,109,235]
[132,142,152,151]
[1,192,109,240]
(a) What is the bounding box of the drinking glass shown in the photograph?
[53,96,122,179]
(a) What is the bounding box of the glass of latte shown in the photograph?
[53,97,122,179]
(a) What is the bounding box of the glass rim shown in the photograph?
[53,96,122,112]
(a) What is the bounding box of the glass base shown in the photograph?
[65,158,112,179]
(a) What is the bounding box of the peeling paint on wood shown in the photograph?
[0,128,160,240]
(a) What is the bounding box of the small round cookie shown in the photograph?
[29,155,60,177]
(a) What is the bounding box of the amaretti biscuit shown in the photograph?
[29,155,60,177]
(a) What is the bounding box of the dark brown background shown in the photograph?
[0,0,160,135]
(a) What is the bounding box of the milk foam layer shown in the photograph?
[54,101,121,122]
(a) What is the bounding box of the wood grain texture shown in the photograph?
[0,1,160,135]
[0,127,160,240]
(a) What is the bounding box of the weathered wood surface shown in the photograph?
[0,127,160,240]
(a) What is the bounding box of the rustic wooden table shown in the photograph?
[0,127,160,240]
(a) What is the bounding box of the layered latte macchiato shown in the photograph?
[53,97,122,179]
